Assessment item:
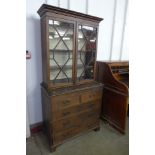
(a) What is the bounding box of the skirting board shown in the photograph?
[30,122,43,134]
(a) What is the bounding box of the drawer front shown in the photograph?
[51,88,102,111]
[52,93,80,111]
[81,89,102,103]
[53,120,100,144]
[52,100,101,121]
[53,127,81,144]
[51,108,100,134]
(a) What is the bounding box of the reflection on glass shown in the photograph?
[77,25,97,81]
[48,20,74,84]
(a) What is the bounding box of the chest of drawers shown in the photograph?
[41,83,103,151]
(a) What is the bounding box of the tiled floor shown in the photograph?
[26,119,129,155]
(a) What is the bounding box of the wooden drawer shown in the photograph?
[53,127,81,144]
[52,88,102,111]
[52,92,80,111]
[51,108,100,134]
[81,89,102,103]
[53,120,100,144]
[51,100,101,121]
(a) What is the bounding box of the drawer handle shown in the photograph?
[88,104,95,108]
[77,106,83,111]
[63,111,70,116]
[63,100,70,105]
[89,94,96,98]
[63,121,70,126]
[80,113,96,120]
[79,95,81,103]
[87,124,93,128]
[63,124,75,129]
[89,95,92,98]
[62,132,70,138]
[86,113,95,118]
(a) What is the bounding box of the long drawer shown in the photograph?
[51,100,101,121]
[51,107,100,134]
[53,121,100,144]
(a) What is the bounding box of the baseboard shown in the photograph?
[100,116,125,134]
[30,122,43,134]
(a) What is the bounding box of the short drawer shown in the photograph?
[52,93,80,111]
[81,89,102,103]
[51,100,101,121]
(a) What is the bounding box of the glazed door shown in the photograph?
[48,19,75,86]
[76,24,97,83]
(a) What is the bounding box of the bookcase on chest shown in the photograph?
[37,4,103,152]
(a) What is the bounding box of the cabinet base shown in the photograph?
[94,126,100,131]
[50,146,56,152]
[101,116,125,134]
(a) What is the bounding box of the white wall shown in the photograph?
[26,0,44,125]
[88,0,116,60]
[26,0,129,125]
[111,0,128,60]
[122,4,129,60]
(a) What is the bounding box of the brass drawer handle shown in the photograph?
[63,121,70,126]
[76,105,83,111]
[86,113,95,118]
[88,104,95,108]
[63,111,70,116]
[87,124,93,128]
[79,95,81,103]
[89,93,96,98]
[62,132,70,138]
[62,100,70,105]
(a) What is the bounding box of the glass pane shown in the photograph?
[48,20,74,84]
[77,25,97,81]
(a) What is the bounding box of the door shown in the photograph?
[76,24,98,83]
[48,18,75,86]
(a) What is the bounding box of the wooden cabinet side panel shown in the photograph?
[41,88,52,146]
[102,88,128,133]
[96,61,128,134]
[41,17,49,84]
